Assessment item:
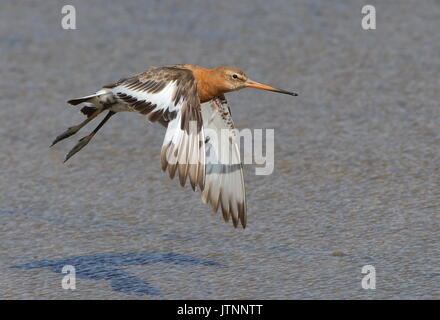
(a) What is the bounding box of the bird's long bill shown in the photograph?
[245,79,298,96]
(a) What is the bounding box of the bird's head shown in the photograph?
[213,66,298,97]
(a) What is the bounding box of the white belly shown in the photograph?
[109,102,133,112]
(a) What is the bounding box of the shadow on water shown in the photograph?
[11,252,226,296]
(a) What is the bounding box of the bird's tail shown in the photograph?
[67,94,100,106]
[68,89,114,107]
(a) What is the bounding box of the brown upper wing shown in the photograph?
[105,66,205,191]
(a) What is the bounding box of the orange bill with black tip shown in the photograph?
[245,79,298,96]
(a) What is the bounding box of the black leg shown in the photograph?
[50,108,103,147]
[64,111,116,163]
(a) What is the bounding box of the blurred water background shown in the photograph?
[0,0,439,299]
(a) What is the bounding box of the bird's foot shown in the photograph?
[50,125,82,147]
[63,134,94,163]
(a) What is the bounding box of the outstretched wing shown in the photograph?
[201,95,247,228]
[104,66,205,190]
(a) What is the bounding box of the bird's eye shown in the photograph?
[232,74,238,79]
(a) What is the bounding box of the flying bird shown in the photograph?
[51,65,297,228]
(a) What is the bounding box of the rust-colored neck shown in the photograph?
[181,65,224,103]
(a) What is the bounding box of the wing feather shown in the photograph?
[201,95,247,228]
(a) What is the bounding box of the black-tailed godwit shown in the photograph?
[51,65,297,228]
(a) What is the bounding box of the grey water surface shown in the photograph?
[0,0,439,299]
